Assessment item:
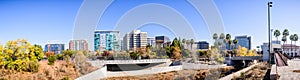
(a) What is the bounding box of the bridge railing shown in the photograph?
[88,59,171,67]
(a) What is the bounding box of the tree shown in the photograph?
[233,38,238,49]
[103,50,111,59]
[282,36,287,54]
[169,38,182,60]
[182,38,186,49]
[290,35,294,52]
[274,29,281,43]
[190,39,194,51]
[186,39,190,50]
[213,33,218,46]
[0,45,4,68]
[293,34,298,53]
[283,29,289,37]
[48,55,56,65]
[237,46,247,56]
[219,33,225,40]
[208,47,224,64]
[1,39,41,72]
[172,46,181,60]
[226,34,232,50]
[282,29,289,52]
[62,50,74,58]
[30,44,45,61]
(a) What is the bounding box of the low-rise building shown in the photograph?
[197,41,209,50]
[282,44,300,57]
[147,37,155,46]
[155,36,170,47]
[261,43,281,61]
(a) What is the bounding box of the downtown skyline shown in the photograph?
[1,0,300,50]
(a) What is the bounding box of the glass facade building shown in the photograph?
[44,44,65,54]
[235,35,251,50]
[94,30,120,51]
[197,41,209,49]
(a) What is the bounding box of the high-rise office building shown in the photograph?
[235,35,251,50]
[94,30,120,52]
[44,44,65,54]
[69,40,88,51]
[123,30,147,51]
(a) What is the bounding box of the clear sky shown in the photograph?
[1,0,300,49]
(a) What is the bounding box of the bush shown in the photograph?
[48,56,56,65]
[55,54,64,60]
[61,76,69,80]
[27,61,39,72]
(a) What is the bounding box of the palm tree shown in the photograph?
[290,35,294,53]
[282,36,287,54]
[182,38,186,49]
[293,34,298,54]
[233,38,238,49]
[213,33,218,46]
[274,29,281,43]
[226,34,232,50]
[219,33,225,40]
[186,39,190,50]
[283,29,289,54]
[283,29,289,37]
[190,39,194,51]
[219,33,225,50]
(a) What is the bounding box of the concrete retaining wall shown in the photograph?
[75,66,107,80]
[182,62,226,70]
[107,66,182,77]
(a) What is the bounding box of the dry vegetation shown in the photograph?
[232,62,268,80]
[104,66,234,80]
[0,60,77,80]
[0,60,98,80]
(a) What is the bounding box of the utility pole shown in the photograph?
[268,1,272,64]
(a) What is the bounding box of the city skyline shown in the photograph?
[2,0,300,50]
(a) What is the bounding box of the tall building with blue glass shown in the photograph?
[235,35,251,50]
[44,44,65,54]
[94,30,120,51]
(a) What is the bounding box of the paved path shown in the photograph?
[277,59,300,80]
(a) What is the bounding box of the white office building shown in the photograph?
[123,30,148,51]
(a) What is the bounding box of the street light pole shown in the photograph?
[268,1,272,64]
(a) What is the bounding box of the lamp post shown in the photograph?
[268,1,272,64]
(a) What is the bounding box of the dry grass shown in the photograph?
[0,60,98,80]
[105,66,236,80]
[232,62,268,80]
[105,69,212,80]
[293,70,300,73]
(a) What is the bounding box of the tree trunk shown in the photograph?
[291,41,293,57]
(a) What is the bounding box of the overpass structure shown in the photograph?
[87,59,171,68]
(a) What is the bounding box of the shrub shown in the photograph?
[0,39,43,72]
[55,54,64,60]
[61,76,70,80]
[27,61,39,72]
[48,56,56,65]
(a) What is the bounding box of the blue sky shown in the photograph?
[1,0,300,49]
